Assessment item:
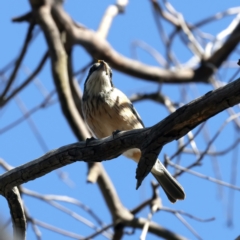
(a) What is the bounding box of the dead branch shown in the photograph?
[0,76,240,192]
[5,187,26,240]
[51,5,203,83]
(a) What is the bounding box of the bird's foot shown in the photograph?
[112,130,121,139]
[85,137,96,146]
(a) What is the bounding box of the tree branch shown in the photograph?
[0,76,240,192]
[0,22,35,102]
[30,1,134,227]
[31,3,89,140]
[0,51,49,107]
[51,5,205,83]
[51,5,240,84]
[136,77,240,186]
[126,218,187,240]
[5,187,26,240]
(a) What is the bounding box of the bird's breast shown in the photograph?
[82,90,143,139]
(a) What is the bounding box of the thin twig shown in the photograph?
[175,112,240,176]
[2,51,49,107]
[0,90,56,135]
[162,207,215,222]
[131,41,168,67]
[175,213,203,240]
[14,95,49,152]
[82,224,114,240]
[170,123,205,161]
[183,138,240,156]
[30,219,84,239]
[167,158,240,191]
[0,58,17,76]
[21,188,108,232]
[0,22,35,101]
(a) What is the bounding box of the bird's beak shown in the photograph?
[98,60,109,75]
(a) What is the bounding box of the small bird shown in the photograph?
[82,60,185,203]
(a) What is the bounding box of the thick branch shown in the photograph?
[52,5,206,83]
[97,1,128,39]
[32,3,89,140]
[136,77,240,186]
[196,19,240,76]
[30,2,134,225]
[51,5,240,84]
[1,77,240,193]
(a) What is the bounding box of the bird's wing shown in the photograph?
[109,88,145,130]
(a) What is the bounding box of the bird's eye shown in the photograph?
[89,64,99,75]
[109,69,112,79]
[84,64,99,88]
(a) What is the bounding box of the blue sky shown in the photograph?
[0,1,240,240]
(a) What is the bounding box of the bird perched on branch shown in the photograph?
[82,60,185,203]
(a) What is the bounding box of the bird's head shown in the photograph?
[84,60,113,95]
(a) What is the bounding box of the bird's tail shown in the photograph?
[151,159,185,203]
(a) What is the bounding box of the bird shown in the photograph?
[82,60,185,203]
